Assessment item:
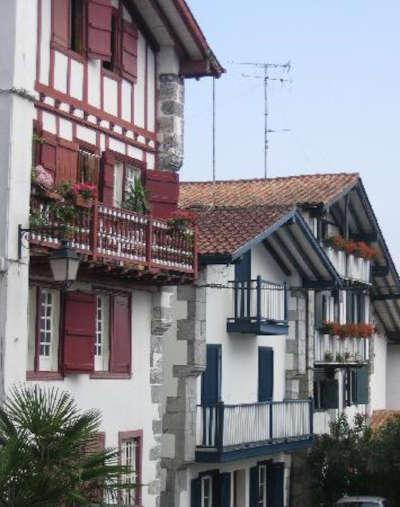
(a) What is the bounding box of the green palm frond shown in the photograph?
[0,385,137,506]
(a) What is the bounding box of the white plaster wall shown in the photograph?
[203,243,294,405]
[25,289,159,507]
[134,32,146,128]
[0,0,38,396]
[386,343,400,409]
[39,0,51,85]
[370,334,387,411]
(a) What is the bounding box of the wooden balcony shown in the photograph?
[29,194,196,281]
[314,331,369,365]
[195,400,313,463]
[325,247,371,284]
[227,277,288,335]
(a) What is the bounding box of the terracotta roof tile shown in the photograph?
[180,172,359,209]
[370,410,400,431]
[194,205,294,255]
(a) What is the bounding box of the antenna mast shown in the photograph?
[238,61,292,178]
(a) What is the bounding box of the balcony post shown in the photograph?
[269,401,273,441]
[216,401,225,452]
[283,281,288,321]
[91,202,98,260]
[146,216,153,269]
[256,275,262,326]
[309,397,314,436]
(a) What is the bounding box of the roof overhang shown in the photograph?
[127,0,224,78]
[319,179,400,339]
[201,209,341,288]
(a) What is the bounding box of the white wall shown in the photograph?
[202,242,297,405]
[370,334,387,411]
[386,343,400,409]
[24,288,159,507]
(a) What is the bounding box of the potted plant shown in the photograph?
[122,177,151,214]
[324,352,333,362]
[168,209,196,231]
[71,182,97,208]
[335,353,344,363]
[31,165,61,201]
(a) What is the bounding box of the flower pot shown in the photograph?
[73,194,93,208]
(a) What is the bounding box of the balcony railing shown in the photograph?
[326,247,371,284]
[227,277,288,335]
[314,331,369,364]
[196,400,313,462]
[29,195,196,275]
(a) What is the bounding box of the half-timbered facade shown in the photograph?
[173,173,400,507]
[0,1,221,506]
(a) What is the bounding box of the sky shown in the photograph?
[181,1,400,267]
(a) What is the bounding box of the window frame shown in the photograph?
[108,151,146,209]
[27,286,63,381]
[69,0,86,55]
[90,288,132,379]
[118,430,143,506]
[201,475,213,507]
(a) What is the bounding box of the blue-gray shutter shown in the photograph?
[258,347,274,402]
[249,466,258,507]
[356,366,369,404]
[322,378,339,409]
[270,462,285,507]
[201,345,221,405]
[220,473,231,507]
[235,250,251,282]
[191,478,201,507]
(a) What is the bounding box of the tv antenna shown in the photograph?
[235,61,292,178]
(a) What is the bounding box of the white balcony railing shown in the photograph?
[196,400,312,450]
[314,332,369,363]
[325,247,371,284]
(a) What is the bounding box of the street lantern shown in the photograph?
[49,240,80,285]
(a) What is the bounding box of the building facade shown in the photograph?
[0,1,221,506]
[171,174,400,507]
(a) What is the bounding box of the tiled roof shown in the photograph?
[180,173,359,209]
[371,410,400,431]
[194,205,294,255]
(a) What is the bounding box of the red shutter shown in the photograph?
[110,294,131,374]
[87,0,112,61]
[146,170,179,219]
[100,151,115,206]
[63,292,95,373]
[56,139,79,184]
[39,133,58,177]
[121,20,138,83]
[52,0,70,48]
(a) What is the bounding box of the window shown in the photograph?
[78,149,100,185]
[346,291,366,324]
[201,476,213,507]
[112,161,141,208]
[344,366,369,406]
[314,369,339,410]
[258,465,267,507]
[28,287,131,378]
[28,287,60,373]
[94,295,110,372]
[69,0,85,54]
[103,11,119,72]
[119,432,142,506]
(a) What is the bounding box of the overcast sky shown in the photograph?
[181,1,400,268]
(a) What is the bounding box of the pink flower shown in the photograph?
[33,165,54,189]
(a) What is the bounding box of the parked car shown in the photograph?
[336,497,388,507]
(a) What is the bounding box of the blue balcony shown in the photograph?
[227,277,289,335]
[195,399,313,463]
